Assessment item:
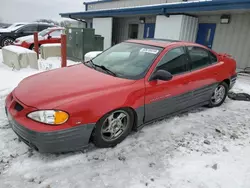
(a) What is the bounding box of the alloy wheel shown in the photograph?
[211,85,226,105]
[3,38,14,46]
[101,110,130,142]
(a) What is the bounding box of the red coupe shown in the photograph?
[13,27,64,50]
[5,39,237,153]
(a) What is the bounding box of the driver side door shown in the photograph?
[144,46,194,122]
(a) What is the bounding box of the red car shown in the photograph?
[13,27,64,50]
[5,39,237,153]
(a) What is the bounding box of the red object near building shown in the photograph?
[5,39,237,153]
[13,27,64,51]
[61,34,67,67]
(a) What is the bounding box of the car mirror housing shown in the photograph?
[150,69,173,81]
[48,35,52,39]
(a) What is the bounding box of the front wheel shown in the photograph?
[92,108,134,148]
[1,37,14,47]
[208,82,229,107]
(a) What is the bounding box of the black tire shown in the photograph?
[92,108,134,148]
[1,37,14,47]
[208,82,229,108]
[29,44,41,53]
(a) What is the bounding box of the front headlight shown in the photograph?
[27,110,69,125]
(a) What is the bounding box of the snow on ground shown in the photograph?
[0,49,250,188]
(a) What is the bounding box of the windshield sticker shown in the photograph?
[140,48,159,54]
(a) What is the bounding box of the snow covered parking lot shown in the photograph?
[0,49,250,188]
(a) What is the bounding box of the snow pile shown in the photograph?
[0,48,250,188]
[2,45,36,54]
[84,51,102,62]
[41,43,61,47]
[38,57,80,71]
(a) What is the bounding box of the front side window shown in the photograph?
[17,25,38,33]
[156,47,188,75]
[38,28,51,37]
[187,46,212,70]
[49,30,62,38]
[91,42,163,80]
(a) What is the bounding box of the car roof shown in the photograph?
[126,39,205,48]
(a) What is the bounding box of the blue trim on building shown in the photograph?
[83,0,112,5]
[61,0,250,18]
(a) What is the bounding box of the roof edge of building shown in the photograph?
[61,0,250,18]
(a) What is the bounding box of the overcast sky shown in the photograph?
[0,0,93,23]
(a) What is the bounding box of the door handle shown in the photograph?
[214,72,218,76]
[183,81,189,85]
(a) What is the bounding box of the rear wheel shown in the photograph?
[92,108,134,148]
[1,37,14,47]
[208,82,228,107]
[29,44,41,53]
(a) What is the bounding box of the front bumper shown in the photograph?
[13,42,30,49]
[6,108,95,153]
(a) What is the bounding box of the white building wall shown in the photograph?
[155,15,198,42]
[199,14,250,69]
[93,17,113,50]
[179,15,198,42]
[155,15,183,40]
[88,0,183,10]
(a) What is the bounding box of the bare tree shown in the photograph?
[60,20,72,27]
[35,19,60,26]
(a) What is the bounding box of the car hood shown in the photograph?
[15,35,44,43]
[0,28,16,32]
[0,25,24,33]
[14,64,136,108]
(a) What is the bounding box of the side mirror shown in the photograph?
[150,69,173,81]
[48,35,52,39]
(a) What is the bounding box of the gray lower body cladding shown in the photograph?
[136,82,221,129]
[7,111,95,153]
[145,83,218,122]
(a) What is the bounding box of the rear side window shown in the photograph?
[187,46,213,70]
[156,47,188,75]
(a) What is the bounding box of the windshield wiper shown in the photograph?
[83,60,117,77]
[94,64,117,77]
[83,60,95,69]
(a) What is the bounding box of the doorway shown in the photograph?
[196,23,216,49]
[128,24,139,39]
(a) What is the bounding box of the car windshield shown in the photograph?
[38,28,50,36]
[91,42,163,80]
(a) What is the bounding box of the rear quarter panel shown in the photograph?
[218,54,237,78]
